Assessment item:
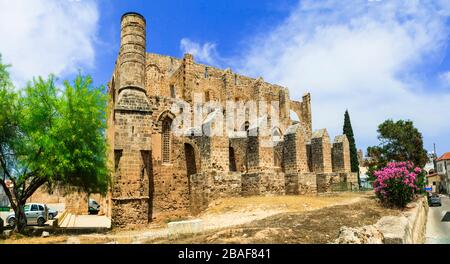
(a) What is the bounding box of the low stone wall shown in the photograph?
[377,196,428,244]
[241,172,285,197]
[111,197,149,227]
[334,196,429,244]
[316,173,340,193]
[190,171,241,214]
[285,173,317,195]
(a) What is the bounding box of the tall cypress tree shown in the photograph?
[343,110,360,187]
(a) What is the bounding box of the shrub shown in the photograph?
[373,161,424,208]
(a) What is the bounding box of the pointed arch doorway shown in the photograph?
[184,143,197,178]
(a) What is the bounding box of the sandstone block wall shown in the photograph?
[316,173,341,193]
[241,172,285,196]
[311,129,332,173]
[111,198,149,227]
[229,137,247,172]
[189,172,241,214]
[285,173,317,195]
[332,135,351,173]
[284,124,309,174]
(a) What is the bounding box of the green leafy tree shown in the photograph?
[366,119,428,181]
[343,110,360,186]
[0,56,109,233]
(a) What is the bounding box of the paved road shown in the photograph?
[426,195,450,244]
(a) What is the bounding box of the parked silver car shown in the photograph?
[6,203,55,227]
[88,199,100,215]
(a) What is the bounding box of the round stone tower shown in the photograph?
[119,12,146,92]
[112,12,153,227]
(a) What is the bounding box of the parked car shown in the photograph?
[6,203,50,227]
[48,208,58,220]
[88,199,100,215]
[428,194,442,207]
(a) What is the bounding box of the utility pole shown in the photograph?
[433,143,437,171]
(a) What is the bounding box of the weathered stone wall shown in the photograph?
[246,135,260,171]
[316,173,341,193]
[311,129,332,173]
[300,93,312,138]
[189,172,241,214]
[285,173,317,195]
[150,135,201,221]
[65,192,89,215]
[28,186,65,204]
[229,137,247,172]
[241,172,285,196]
[111,198,149,227]
[284,124,309,174]
[346,172,360,190]
[332,135,351,173]
[112,104,152,226]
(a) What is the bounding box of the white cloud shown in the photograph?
[231,0,450,153]
[0,0,99,86]
[180,38,220,66]
[439,71,450,84]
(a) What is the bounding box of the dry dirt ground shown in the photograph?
[0,192,400,244]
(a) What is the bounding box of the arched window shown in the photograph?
[272,127,282,142]
[290,110,300,124]
[162,117,172,164]
[272,128,283,168]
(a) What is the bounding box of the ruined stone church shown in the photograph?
[107,12,358,227]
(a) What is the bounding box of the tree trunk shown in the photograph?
[14,201,27,233]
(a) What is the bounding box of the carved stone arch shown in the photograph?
[156,110,176,128]
[272,126,283,142]
[183,138,202,175]
[146,63,163,74]
[272,126,284,171]
[290,101,303,124]
[157,110,176,164]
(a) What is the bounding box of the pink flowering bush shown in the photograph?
[373,161,425,208]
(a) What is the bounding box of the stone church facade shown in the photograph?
[107,12,358,227]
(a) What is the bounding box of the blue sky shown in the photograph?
[0,0,450,158]
[91,0,298,88]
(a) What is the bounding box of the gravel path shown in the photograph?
[79,194,364,244]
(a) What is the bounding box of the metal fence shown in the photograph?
[330,182,373,192]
